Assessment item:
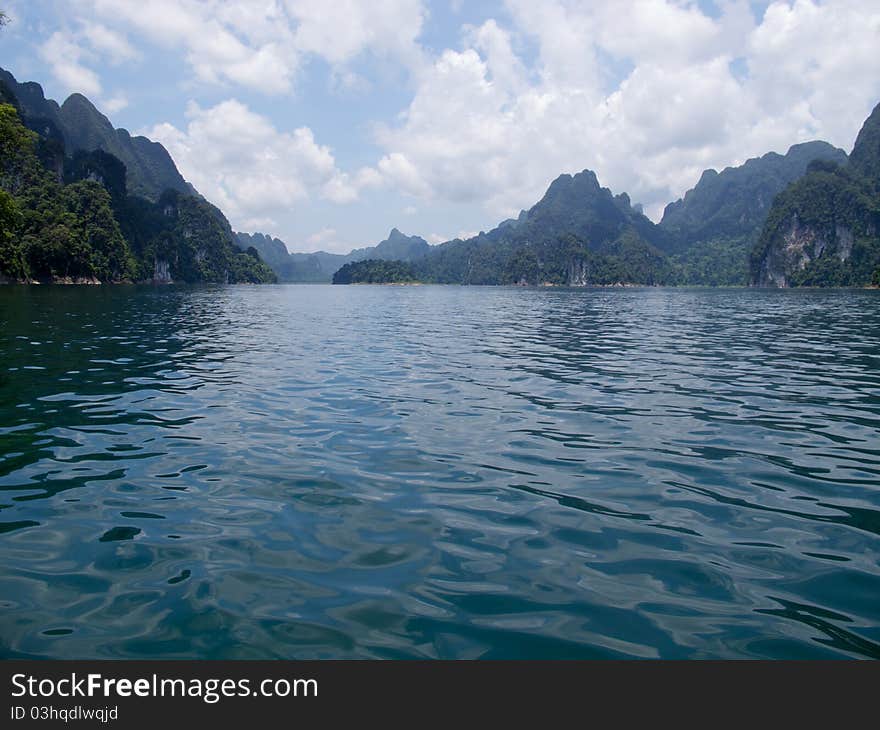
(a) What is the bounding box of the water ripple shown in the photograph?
[1,284,879,658]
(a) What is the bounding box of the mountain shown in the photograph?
[237,227,431,282]
[328,139,854,288]
[751,102,880,287]
[351,227,431,262]
[0,75,274,284]
[659,141,848,284]
[408,169,671,285]
[235,232,331,282]
[327,139,865,288]
[0,68,62,128]
[235,232,293,272]
[0,68,191,200]
[147,189,276,284]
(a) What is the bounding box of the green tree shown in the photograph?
[333,259,418,284]
[62,181,134,280]
[0,188,26,277]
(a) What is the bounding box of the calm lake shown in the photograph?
[1,284,879,659]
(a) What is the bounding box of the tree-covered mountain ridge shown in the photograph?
[268,131,867,287]
[0,67,275,284]
[751,102,880,287]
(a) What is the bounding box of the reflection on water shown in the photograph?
[1,284,879,659]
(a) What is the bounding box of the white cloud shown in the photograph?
[286,0,426,66]
[306,227,337,246]
[29,0,880,240]
[371,0,880,221]
[322,167,383,203]
[70,0,426,95]
[590,0,734,66]
[81,22,139,64]
[37,25,134,114]
[39,31,103,97]
[428,229,477,244]
[747,0,880,145]
[299,226,361,253]
[102,94,129,113]
[241,216,278,232]
[142,99,373,229]
[87,0,299,94]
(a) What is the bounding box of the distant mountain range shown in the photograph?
[249,133,870,288]
[236,228,430,282]
[334,109,878,288]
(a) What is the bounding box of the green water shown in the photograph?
[1,284,879,659]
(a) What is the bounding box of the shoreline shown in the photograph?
[2,277,878,290]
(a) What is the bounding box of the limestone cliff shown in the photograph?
[750,103,880,287]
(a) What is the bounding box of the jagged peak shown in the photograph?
[541,169,602,203]
[19,80,48,102]
[62,92,99,111]
[60,92,115,133]
[698,168,719,182]
[572,168,600,183]
[0,68,62,116]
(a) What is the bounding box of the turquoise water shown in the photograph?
[1,284,879,659]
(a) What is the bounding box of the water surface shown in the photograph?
[1,284,879,659]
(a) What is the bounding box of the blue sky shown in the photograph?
[2,0,879,253]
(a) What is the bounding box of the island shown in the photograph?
[332,259,419,284]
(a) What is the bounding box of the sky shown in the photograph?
[1,0,879,254]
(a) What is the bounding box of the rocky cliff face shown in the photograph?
[153,257,172,283]
[566,259,589,286]
[753,214,859,287]
[750,103,880,287]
